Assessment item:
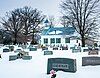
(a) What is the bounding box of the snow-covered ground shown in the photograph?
[0,47,100,78]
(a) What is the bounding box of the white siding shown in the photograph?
[40,35,81,47]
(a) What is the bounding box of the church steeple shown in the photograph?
[44,19,49,23]
[44,19,49,27]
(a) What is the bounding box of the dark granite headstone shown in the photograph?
[29,47,37,51]
[53,47,58,50]
[3,48,9,52]
[72,48,81,53]
[42,47,48,50]
[47,58,77,74]
[82,56,100,66]
[62,46,68,50]
[14,49,22,53]
[44,51,53,55]
[22,56,32,60]
[9,55,17,61]
[70,47,75,49]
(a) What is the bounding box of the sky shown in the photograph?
[0,0,62,18]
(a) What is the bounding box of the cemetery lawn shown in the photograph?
[0,48,100,78]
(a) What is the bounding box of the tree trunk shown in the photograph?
[31,29,36,44]
[14,37,17,45]
[81,35,85,47]
[14,33,17,45]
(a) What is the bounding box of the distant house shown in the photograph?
[40,25,81,48]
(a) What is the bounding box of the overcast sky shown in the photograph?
[0,0,62,18]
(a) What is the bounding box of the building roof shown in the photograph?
[41,26,75,35]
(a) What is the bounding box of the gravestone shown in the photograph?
[9,55,17,61]
[14,49,22,53]
[3,48,9,52]
[62,46,68,50]
[82,56,100,66]
[47,58,77,74]
[29,47,37,51]
[22,56,32,60]
[9,46,14,51]
[42,47,48,50]
[88,50,98,55]
[53,47,58,50]
[72,48,81,53]
[70,47,75,50]
[44,51,53,55]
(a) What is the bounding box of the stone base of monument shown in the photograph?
[47,58,77,74]
[82,56,100,66]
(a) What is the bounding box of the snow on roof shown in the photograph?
[49,30,63,35]
[41,26,75,35]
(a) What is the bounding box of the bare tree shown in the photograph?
[1,11,23,44]
[61,0,100,47]
[1,6,45,44]
[60,16,69,27]
[14,6,45,44]
[48,16,55,27]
